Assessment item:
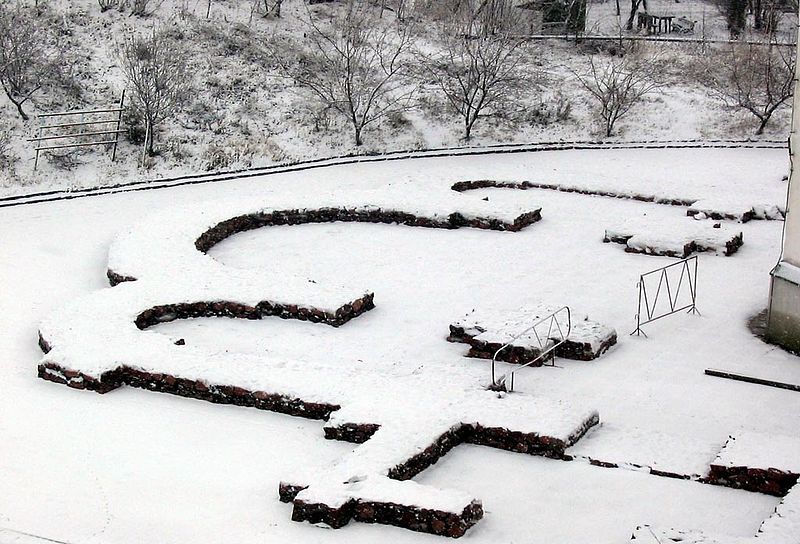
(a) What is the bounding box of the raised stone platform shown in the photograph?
[448,306,617,365]
[705,433,800,496]
[687,199,784,223]
[279,400,599,538]
[603,221,743,258]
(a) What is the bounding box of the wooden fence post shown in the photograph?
[112,90,125,162]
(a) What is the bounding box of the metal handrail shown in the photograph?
[490,306,571,392]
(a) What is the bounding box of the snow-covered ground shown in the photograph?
[1,147,799,543]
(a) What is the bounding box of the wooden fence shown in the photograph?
[29,92,126,171]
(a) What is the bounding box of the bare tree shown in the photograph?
[573,50,662,137]
[702,43,794,135]
[117,29,192,156]
[625,0,647,30]
[422,33,524,140]
[749,0,786,34]
[709,0,748,38]
[249,0,283,22]
[277,3,416,146]
[266,0,284,17]
[0,2,61,121]
[540,0,588,35]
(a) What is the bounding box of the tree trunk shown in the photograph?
[625,0,641,30]
[146,120,156,156]
[753,0,762,29]
[756,116,769,135]
[464,115,475,140]
[727,0,747,39]
[605,111,615,136]
[354,125,363,146]
[9,97,29,121]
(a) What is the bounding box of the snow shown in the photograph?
[295,475,477,514]
[630,526,751,543]
[567,425,723,477]
[108,191,540,285]
[38,184,602,526]
[772,262,800,287]
[713,433,800,474]
[451,305,616,354]
[757,484,800,544]
[630,482,800,544]
[689,198,786,222]
[605,217,744,256]
[2,147,799,543]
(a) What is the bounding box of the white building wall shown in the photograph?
[766,15,800,351]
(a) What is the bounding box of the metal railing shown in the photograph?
[632,256,699,336]
[29,92,125,170]
[491,306,571,392]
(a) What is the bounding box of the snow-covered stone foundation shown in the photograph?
[451,179,785,223]
[687,199,784,222]
[705,433,800,496]
[279,408,599,538]
[604,221,744,257]
[450,179,695,206]
[448,306,617,364]
[35,194,609,538]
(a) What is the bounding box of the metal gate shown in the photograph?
[632,256,699,336]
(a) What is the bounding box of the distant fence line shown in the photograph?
[514,33,796,47]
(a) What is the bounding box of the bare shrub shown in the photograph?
[526,91,573,126]
[275,3,417,146]
[117,0,164,17]
[122,102,147,145]
[47,150,83,170]
[0,119,16,170]
[202,139,262,171]
[251,0,283,19]
[414,0,526,36]
[701,43,794,135]
[0,2,63,121]
[129,0,162,17]
[98,0,120,12]
[573,49,662,137]
[117,28,192,156]
[422,31,526,140]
